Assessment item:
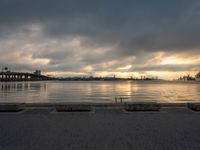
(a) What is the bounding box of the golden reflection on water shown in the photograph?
[0,81,200,103]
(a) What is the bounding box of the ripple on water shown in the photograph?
[0,81,200,103]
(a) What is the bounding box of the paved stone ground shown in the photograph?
[0,107,200,150]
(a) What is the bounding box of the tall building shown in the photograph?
[33,70,41,76]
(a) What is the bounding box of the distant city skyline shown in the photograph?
[0,0,200,79]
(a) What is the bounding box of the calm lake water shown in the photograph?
[0,80,200,103]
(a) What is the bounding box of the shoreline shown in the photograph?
[0,102,199,111]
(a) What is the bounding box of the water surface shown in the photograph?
[0,80,200,103]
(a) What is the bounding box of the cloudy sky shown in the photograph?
[0,0,200,79]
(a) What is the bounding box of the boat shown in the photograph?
[195,72,200,81]
[196,78,200,81]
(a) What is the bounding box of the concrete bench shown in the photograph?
[56,104,92,112]
[0,103,25,112]
[124,102,161,111]
[187,103,200,111]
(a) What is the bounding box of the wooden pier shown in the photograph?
[0,72,52,81]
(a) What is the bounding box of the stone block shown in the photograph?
[188,103,200,111]
[125,102,161,111]
[0,103,25,112]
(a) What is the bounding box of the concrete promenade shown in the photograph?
[0,105,200,150]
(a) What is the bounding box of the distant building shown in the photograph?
[33,70,41,76]
[178,75,195,81]
[1,67,10,72]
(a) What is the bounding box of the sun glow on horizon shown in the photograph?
[161,55,200,65]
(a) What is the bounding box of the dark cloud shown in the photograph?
[0,0,200,77]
